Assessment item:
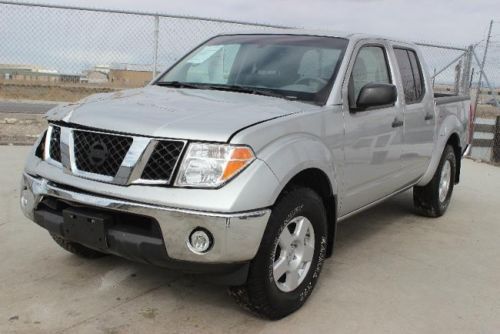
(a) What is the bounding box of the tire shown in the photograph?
[229,187,328,319]
[50,233,107,259]
[413,145,456,217]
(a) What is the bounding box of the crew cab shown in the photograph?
[20,30,470,319]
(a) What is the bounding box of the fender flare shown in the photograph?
[417,115,463,186]
[256,133,339,205]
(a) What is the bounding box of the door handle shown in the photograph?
[425,113,434,121]
[392,119,404,128]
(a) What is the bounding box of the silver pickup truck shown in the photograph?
[20,30,470,319]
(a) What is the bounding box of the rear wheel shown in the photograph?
[50,233,107,259]
[229,187,328,319]
[413,145,456,217]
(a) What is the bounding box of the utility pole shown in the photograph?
[474,20,494,116]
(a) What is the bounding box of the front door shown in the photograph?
[340,42,406,216]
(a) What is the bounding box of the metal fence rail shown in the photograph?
[415,42,473,96]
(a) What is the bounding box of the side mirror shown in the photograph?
[355,83,397,110]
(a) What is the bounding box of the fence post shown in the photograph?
[460,45,474,96]
[494,116,500,163]
[473,20,494,117]
[152,15,160,79]
[454,59,462,95]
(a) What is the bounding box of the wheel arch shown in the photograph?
[256,134,341,257]
[417,130,463,186]
[275,168,337,258]
[446,132,462,184]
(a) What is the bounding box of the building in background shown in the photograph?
[109,64,153,87]
[80,64,152,87]
[1,62,153,87]
[0,64,80,83]
[80,64,110,84]
[0,63,59,82]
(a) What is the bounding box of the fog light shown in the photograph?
[20,189,33,211]
[188,228,213,254]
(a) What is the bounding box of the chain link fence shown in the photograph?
[471,22,500,117]
[0,1,282,91]
[0,0,495,106]
[416,42,473,97]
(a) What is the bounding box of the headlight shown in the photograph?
[174,143,255,188]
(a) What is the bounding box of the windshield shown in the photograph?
[156,34,348,105]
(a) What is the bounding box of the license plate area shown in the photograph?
[62,208,111,249]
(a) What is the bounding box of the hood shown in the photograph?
[46,86,309,142]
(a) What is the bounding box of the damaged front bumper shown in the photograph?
[20,173,270,277]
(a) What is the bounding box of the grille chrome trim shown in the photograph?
[45,124,187,186]
[44,125,63,168]
[114,137,152,185]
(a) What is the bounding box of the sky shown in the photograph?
[14,0,498,45]
[1,0,499,85]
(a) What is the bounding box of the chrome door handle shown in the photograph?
[392,119,404,128]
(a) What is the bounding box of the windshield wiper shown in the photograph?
[206,84,297,101]
[157,82,297,101]
[156,81,204,89]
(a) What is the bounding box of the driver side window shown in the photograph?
[349,46,391,108]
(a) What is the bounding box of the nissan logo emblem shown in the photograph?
[88,140,108,167]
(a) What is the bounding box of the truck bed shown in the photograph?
[434,94,471,152]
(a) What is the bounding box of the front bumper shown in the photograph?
[20,173,271,265]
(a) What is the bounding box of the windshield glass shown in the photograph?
[157,34,348,105]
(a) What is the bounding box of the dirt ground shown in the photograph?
[1,146,500,334]
[476,104,500,118]
[0,113,47,145]
[0,82,118,102]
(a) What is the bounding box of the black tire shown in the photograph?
[229,187,328,320]
[50,233,107,259]
[413,145,456,217]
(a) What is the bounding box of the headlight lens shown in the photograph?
[174,143,255,188]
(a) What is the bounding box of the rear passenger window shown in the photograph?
[349,46,391,107]
[394,48,425,104]
[408,51,424,99]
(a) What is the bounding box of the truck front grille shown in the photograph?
[46,125,186,185]
[73,130,133,177]
[49,126,62,162]
[141,140,185,182]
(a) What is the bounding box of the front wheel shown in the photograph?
[229,187,328,319]
[413,145,457,217]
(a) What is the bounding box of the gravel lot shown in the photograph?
[1,146,499,334]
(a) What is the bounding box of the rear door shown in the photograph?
[340,40,406,215]
[392,46,435,181]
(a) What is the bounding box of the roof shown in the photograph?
[215,28,415,46]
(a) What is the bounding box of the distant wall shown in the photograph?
[109,70,153,87]
[470,116,500,163]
